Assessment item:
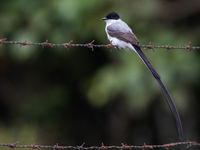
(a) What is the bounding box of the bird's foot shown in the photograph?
[104,43,112,48]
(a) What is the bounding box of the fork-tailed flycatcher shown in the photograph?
[102,12,183,141]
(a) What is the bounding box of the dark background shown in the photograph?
[0,0,200,146]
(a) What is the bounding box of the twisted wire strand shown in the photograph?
[0,39,199,51]
[0,141,199,150]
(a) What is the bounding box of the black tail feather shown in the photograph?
[132,44,183,141]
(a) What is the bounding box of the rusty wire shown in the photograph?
[0,39,200,51]
[0,141,199,150]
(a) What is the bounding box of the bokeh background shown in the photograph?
[0,0,200,146]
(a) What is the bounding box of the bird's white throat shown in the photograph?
[104,19,121,27]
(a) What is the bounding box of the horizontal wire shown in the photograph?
[0,39,200,51]
[0,141,199,150]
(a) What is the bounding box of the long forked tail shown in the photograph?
[132,44,183,141]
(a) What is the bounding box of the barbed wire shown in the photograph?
[0,38,200,51]
[0,141,199,150]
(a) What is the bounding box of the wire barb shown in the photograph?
[86,40,95,51]
[101,143,107,149]
[42,40,54,48]
[0,38,7,44]
[185,42,192,51]
[63,40,73,48]
[146,42,155,52]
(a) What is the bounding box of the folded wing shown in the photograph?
[107,23,140,46]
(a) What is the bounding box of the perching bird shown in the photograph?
[102,12,183,140]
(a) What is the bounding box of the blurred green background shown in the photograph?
[0,0,200,146]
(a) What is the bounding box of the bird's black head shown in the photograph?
[102,12,120,20]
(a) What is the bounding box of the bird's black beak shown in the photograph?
[101,17,107,20]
